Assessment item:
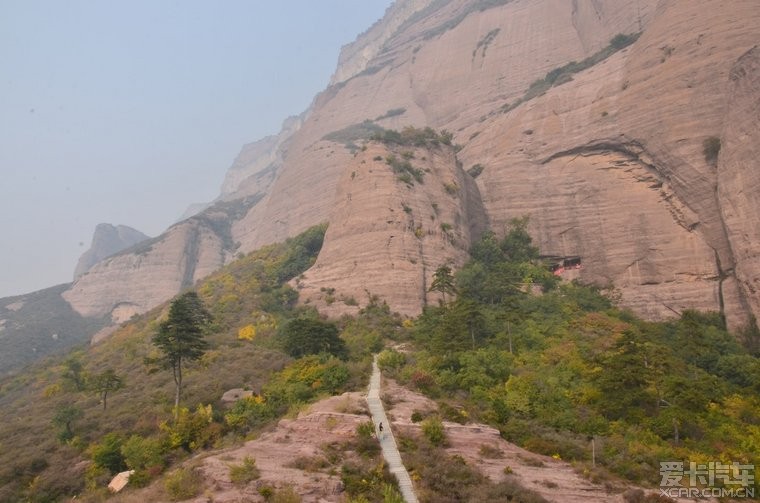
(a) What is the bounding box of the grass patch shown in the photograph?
[287,455,330,472]
[322,120,384,151]
[479,444,504,458]
[386,155,425,185]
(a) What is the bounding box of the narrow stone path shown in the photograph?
[366,355,419,503]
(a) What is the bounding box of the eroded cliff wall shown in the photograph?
[296,140,486,316]
[229,0,760,327]
[59,0,760,333]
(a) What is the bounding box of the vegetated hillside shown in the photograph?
[0,285,108,376]
[380,221,760,492]
[1,221,758,502]
[0,224,362,502]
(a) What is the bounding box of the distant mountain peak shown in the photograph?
[73,224,150,279]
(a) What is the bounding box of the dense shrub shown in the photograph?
[229,456,260,485]
[377,349,406,372]
[421,417,447,446]
[161,404,220,452]
[90,433,127,474]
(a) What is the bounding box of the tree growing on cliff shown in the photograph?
[149,291,212,420]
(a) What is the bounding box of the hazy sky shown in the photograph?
[0,0,391,298]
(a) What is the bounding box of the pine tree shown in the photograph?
[150,291,211,419]
[429,264,457,305]
[90,369,124,410]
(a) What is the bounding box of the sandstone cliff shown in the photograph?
[296,140,486,316]
[219,113,305,200]
[73,224,150,279]
[62,196,259,323]
[57,0,760,333]
[227,0,760,328]
[718,45,760,326]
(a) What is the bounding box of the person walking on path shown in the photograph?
[367,354,418,502]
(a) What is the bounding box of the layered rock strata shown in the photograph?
[57,0,760,332]
[296,141,486,316]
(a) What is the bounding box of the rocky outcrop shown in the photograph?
[329,0,434,85]
[64,220,223,322]
[73,224,149,279]
[459,0,760,326]
[63,197,259,322]
[176,202,212,221]
[296,140,486,317]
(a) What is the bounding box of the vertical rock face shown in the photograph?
[55,0,760,332]
[73,224,150,279]
[718,46,760,327]
[329,0,435,85]
[296,141,486,316]
[219,114,305,200]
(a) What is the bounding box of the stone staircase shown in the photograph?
[366,355,419,503]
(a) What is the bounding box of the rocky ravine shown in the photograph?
[54,0,760,336]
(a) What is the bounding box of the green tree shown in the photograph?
[90,369,124,410]
[91,433,127,474]
[150,291,212,419]
[452,299,485,350]
[594,330,655,420]
[121,435,165,471]
[429,264,457,305]
[62,356,87,392]
[281,317,347,359]
[500,217,539,262]
[52,404,83,443]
